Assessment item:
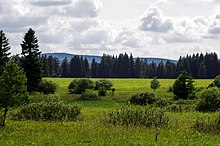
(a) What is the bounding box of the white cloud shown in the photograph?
[139,6,173,33]
[66,0,102,18]
[30,0,72,7]
[1,0,220,59]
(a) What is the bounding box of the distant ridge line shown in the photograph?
[44,53,177,64]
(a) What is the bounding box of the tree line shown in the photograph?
[39,52,220,79]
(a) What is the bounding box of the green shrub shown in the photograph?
[208,75,220,88]
[12,102,81,121]
[79,90,100,101]
[129,92,156,106]
[38,80,57,94]
[196,87,220,112]
[68,79,94,94]
[166,104,183,112]
[98,87,107,96]
[173,71,195,100]
[193,113,220,134]
[214,75,220,87]
[103,108,169,127]
[167,86,173,92]
[155,98,172,108]
[95,80,113,90]
[150,77,160,92]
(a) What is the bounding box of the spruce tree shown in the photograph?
[84,57,90,77]
[61,57,69,77]
[197,62,207,79]
[48,55,55,77]
[20,28,42,93]
[41,54,49,77]
[0,30,11,73]
[53,57,60,77]
[91,58,98,78]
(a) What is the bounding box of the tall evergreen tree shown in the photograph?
[134,58,143,78]
[0,30,11,73]
[20,28,42,93]
[47,55,55,77]
[84,57,90,77]
[41,54,49,77]
[53,57,60,77]
[197,62,207,79]
[157,62,165,78]
[61,57,69,77]
[69,55,83,78]
[129,53,135,78]
[91,58,98,78]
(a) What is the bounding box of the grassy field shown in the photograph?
[1,78,219,146]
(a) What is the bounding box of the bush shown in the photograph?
[38,80,57,94]
[173,71,195,100]
[193,113,220,134]
[167,86,173,92]
[68,79,94,94]
[214,75,220,87]
[12,101,81,121]
[155,98,172,108]
[79,90,100,101]
[103,108,169,127]
[95,80,113,90]
[150,77,160,92]
[129,92,156,106]
[98,87,107,96]
[208,75,220,88]
[196,87,220,112]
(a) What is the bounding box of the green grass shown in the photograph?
[1,78,219,146]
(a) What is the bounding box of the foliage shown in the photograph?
[173,71,195,100]
[68,79,94,94]
[98,86,107,96]
[0,62,29,127]
[38,80,57,94]
[20,28,42,93]
[167,86,173,92]
[150,77,161,91]
[95,80,113,90]
[193,113,220,134]
[12,101,81,122]
[129,92,156,106]
[213,75,220,87]
[0,30,11,73]
[196,87,220,112]
[79,90,100,101]
[103,108,169,127]
[60,57,69,77]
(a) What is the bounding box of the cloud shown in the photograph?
[66,0,102,18]
[139,6,173,33]
[30,0,72,7]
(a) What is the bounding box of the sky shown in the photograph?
[1,0,220,59]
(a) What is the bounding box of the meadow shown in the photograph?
[1,78,220,146]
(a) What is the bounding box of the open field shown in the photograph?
[1,78,220,146]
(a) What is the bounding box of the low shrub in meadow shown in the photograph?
[129,92,156,106]
[196,87,220,112]
[38,80,57,94]
[98,86,107,96]
[103,108,169,127]
[193,113,220,134]
[68,79,94,94]
[79,90,100,101]
[12,101,81,121]
[95,80,113,90]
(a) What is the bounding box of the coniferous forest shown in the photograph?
[35,52,220,79]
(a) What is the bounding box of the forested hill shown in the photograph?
[44,53,177,64]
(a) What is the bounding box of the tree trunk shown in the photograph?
[0,107,8,127]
